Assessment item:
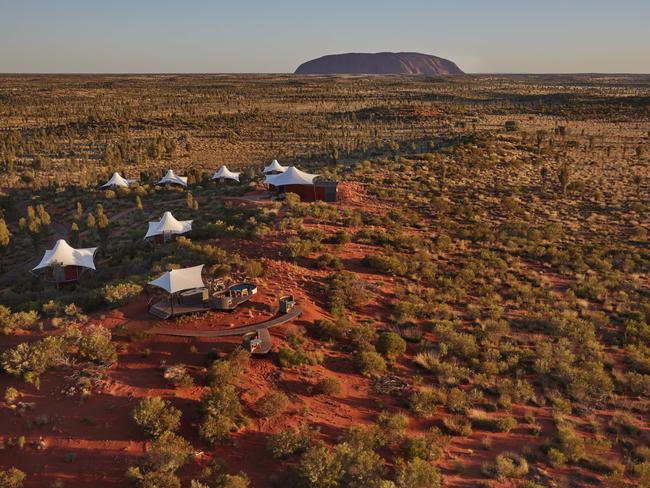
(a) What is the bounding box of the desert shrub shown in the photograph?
[633,461,650,487]
[132,397,181,438]
[342,425,380,451]
[435,323,478,359]
[401,435,443,462]
[547,447,566,467]
[376,332,407,359]
[207,349,250,387]
[348,322,378,349]
[4,386,19,404]
[314,377,341,396]
[314,318,350,341]
[219,474,250,488]
[445,387,469,414]
[556,424,586,462]
[325,271,369,316]
[627,372,650,396]
[126,468,181,488]
[363,253,408,276]
[146,431,192,472]
[267,425,315,459]
[409,387,446,418]
[442,415,472,436]
[0,306,39,334]
[315,253,344,270]
[199,385,243,444]
[354,350,387,377]
[376,411,409,444]
[482,452,529,481]
[296,441,387,488]
[1,336,68,385]
[103,281,143,306]
[277,344,323,368]
[77,324,117,365]
[0,467,26,488]
[255,390,289,418]
[469,411,517,432]
[395,457,441,488]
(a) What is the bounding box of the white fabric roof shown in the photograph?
[33,239,98,271]
[149,265,205,294]
[265,166,319,186]
[102,172,135,188]
[144,211,192,239]
[263,159,287,174]
[212,165,240,182]
[158,169,188,187]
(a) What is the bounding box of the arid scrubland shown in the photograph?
[0,74,648,488]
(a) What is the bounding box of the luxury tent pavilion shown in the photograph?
[158,169,188,187]
[262,159,287,175]
[32,239,98,284]
[145,211,192,243]
[264,166,337,202]
[101,172,136,188]
[212,165,240,183]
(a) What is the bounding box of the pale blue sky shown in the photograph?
[0,0,648,73]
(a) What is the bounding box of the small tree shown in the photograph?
[377,332,406,360]
[255,390,289,418]
[395,458,441,488]
[132,397,181,438]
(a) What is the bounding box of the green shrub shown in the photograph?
[314,377,342,396]
[277,345,323,368]
[77,324,117,366]
[0,467,26,488]
[377,332,407,359]
[146,431,192,472]
[103,281,143,306]
[354,350,387,377]
[255,390,289,418]
[314,318,349,341]
[267,425,315,459]
[402,435,443,462]
[442,415,472,436]
[376,411,409,444]
[0,305,39,334]
[199,385,243,444]
[482,452,529,481]
[395,457,441,488]
[132,397,181,438]
[409,387,446,418]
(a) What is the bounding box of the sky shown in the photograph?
[0,0,649,74]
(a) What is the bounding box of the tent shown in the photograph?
[33,239,98,283]
[101,172,135,188]
[263,159,287,175]
[212,165,240,183]
[149,265,205,294]
[158,169,188,187]
[145,211,192,241]
[264,166,319,186]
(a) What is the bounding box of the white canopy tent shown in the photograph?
[263,159,287,174]
[149,265,205,294]
[33,239,98,271]
[212,165,240,182]
[101,172,135,188]
[144,211,192,240]
[158,169,188,187]
[264,166,319,186]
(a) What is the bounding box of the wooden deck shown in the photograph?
[150,305,302,338]
[148,289,256,319]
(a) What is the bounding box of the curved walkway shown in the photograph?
[149,305,302,337]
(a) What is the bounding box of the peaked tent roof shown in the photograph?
[158,169,188,187]
[145,211,193,239]
[149,265,205,294]
[102,172,135,188]
[33,239,98,271]
[212,165,240,182]
[263,159,287,174]
[265,166,319,186]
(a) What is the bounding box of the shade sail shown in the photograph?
[144,211,192,239]
[149,265,205,294]
[212,165,240,182]
[158,169,188,187]
[101,172,135,188]
[33,239,98,271]
[265,166,319,186]
[263,159,287,174]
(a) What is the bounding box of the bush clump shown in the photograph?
[354,350,387,377]
[377,332,407,359]
[131,397,182,438]
[255,390,289,418]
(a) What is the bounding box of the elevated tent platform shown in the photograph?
[148,283,258,319]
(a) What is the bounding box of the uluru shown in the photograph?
[294,51,464,75]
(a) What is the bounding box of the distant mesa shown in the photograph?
[294,52,464,76]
